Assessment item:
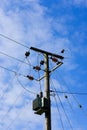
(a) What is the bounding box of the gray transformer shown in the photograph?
[33,97,48,115]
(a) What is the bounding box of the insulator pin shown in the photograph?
[40,60,44,65]
[61,49,65,53]
[51,57,58,63]
[79,104,82,108]
[65,95,68,98]
[25,51,30,58]
[33,66,41,71]
[27,75,34,80]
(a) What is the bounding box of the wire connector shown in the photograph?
[40,60,44,65]
[25,51,30,58]
[50,57,58,63]
[33,66,41,71]
[27,75,34,80]
[61,49,65,53]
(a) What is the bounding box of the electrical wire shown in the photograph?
[0,56,28,100]
[55,71,87,117]
[0,50,40,70]
[37,53,42,92]
[0,57,30,122]
[6,98,31,130]
[38,70,42,92]
[51,79,74,130]
[55,92,73,130]
[26,58,32,74]
[64,96,74,112]
[3,77,37,129]
[16,76,37,95]
[64,95,82,128]
[0,64,26,77]
[50,76,82,129]
[2,57,38,130]
[50,61,75,116]
[0,33,29,49]
[0,47,38,129]
[0,58,28,129]
[50,59,87,117]
[0,56,24,100]
[54,91,87,95]
[0,50,30,66]
[1,89,24,122]
[0,64,40,83]
[6,112,21,130]
[53,95,65,130]
[5,90,33,130]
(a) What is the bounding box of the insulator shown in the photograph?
[25,51,30,57]
[40,60,44,65]
[51,57,58,63]
[33,66,41,71]
[61,49,65,53]
[79,104,82,108]
[27,75,34,80]
[33,66,36,69]
[65,95,68,98]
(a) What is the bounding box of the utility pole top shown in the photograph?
[31,46,64,130]
[30,46,64,60]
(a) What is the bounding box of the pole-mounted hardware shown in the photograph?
[30,47,64,130]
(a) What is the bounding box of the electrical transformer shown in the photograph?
[33,96,48,115]
[33,96,41,111]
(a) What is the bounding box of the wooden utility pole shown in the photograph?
[44,54,51,130]
[30,47,64,130]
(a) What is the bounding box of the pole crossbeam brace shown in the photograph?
[50,62,63,73]
[30,47,64,60]
[37,62,63,81]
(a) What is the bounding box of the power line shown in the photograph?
[50,62,83,124]
[0,50,44,74]
[0,64,42,83]
[53,96,65,130]
[50,58,87,117]
[16,76,37,95]
[54,71,87,117]
[0,65,26,77]
[0,33,29,49]
[0,64,25,122]
[6,113,20,130]
[0,58,37,129]
[6,98,31,130]
[37,53,42,92]
[50,74,83,129]
[51,79,74,130]
[64,95,82,128]
[53,91,87,95]
[1,89,24,122]
[26,58,32,74]
[0,50,30,66]
[56,92,73,130]
[0,56,28,105]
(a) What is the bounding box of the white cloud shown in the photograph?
[0,0,86,130]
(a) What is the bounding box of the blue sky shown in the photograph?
[0,0,87,130]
